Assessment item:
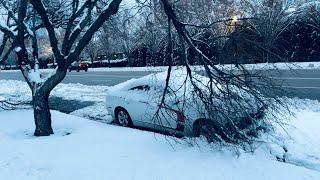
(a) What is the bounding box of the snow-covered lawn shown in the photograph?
[1,79,320,179]
[0,109,319,180]
[264,98,320,172]
[0,80,108,103]
[0,80,111,121]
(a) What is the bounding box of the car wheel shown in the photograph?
[193,120,217,142]
[85,69,88,72]
[68,69,71,72]
[115,108,132,127]
[77,69,80,72]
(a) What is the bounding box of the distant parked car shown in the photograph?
[68,61,88,72]
[106,69,266,138]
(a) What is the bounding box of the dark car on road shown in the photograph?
[68,62,88,72]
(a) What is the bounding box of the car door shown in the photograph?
[142,87,180,130]
[123,85,157,127]
[124,84,181,130]
[154,96,181,130]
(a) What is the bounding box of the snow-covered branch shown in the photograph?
[69,0,123,61]
[0,23,16,39]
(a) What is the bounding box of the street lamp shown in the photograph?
[232,15,238,23]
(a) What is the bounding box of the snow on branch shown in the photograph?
[69,0,123,60]
[0,23,16,39]
[62,0,94,55]
[65,0,97,54]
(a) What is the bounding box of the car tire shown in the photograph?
[193,120,218,142]
[76,69,80,72]
[68,69,71,72]
[85,69,88,72]
[115,108,133,127]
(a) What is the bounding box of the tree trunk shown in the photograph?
[33,91,53,136]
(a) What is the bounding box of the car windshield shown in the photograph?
[129,85,150,91]
[72,62,79,66]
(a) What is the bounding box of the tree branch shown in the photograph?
[29,0,64,66]
[64,0,96,55]
[62,0,93,55]
[69,0,123,62]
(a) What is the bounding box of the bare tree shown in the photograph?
[0,0,123,136]
[0,1,17,65]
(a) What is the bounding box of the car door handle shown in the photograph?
[138,101,149,105]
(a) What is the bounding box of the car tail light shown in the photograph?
[161,106,186,131]
[175,110,186,132]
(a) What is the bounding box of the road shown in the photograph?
[0,70,155,86]
[262,69,320,100]
[1,69,320,100]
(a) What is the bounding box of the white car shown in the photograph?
[106,69,266,138]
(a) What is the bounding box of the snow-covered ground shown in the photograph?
[263,98,320,172]
[0,79,320,179]
[0,108,319,180]
[0,80,110,122]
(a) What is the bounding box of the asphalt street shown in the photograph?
[0,70,154,86]
[262,69,320,100]
[1,69,320,100]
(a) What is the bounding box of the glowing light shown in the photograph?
[232,15,238,23]
[43,47,53,56]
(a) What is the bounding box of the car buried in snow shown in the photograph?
[106,68,267,140]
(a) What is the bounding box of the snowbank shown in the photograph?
[264,98,320,172]
[0,110,319,180]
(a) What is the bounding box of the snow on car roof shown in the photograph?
[107,67,210,95]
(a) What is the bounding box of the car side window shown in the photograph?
[129,85,150,91]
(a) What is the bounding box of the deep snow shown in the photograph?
[0,110,319,180]
[0,79,320,179]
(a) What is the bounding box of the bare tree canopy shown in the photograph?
[0,0,123,136]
